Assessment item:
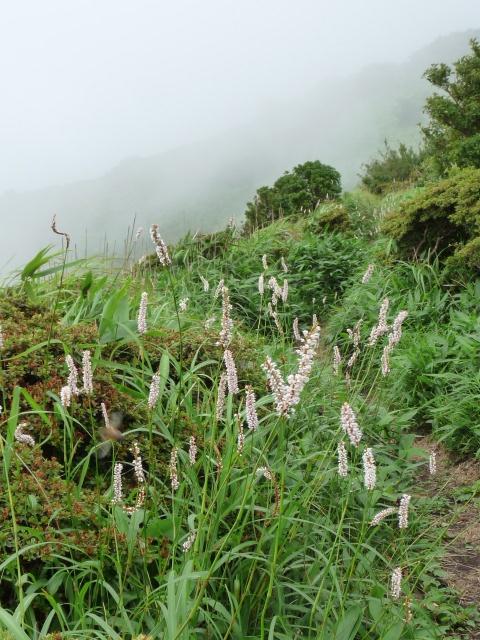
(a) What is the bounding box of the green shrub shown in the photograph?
[360,141,424,195]
[243,160,341,231]
[382,167,480,272]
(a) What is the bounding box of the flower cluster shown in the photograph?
[137,292,148,334]
[223,349,239,395]
[66,355,80,396]
[148,372,161,409]
[398,494,411,529]
[362,447,376,490]
[112,463,123,504]
[258,273,265,295]
[245,385,259,430]
[262,322,321,416]
[150,224,171,266]
[429,450,437,475]
[182,530,196,553]
[170,447,180,491]
[200,275,209,292]
[293,318,302,342]
[390,567,402,600]
[333,345,342,375]
[370,507,397,526]
[340,403,363,447]
[381,310,408,376]
[82,350,94,395]
[361,263,375,284]
[337,441,348,477]
[368,298,390,346]
[188,436,197,465]
[14,423,35,447]
[60,385,72,408]
[217,286,233,348]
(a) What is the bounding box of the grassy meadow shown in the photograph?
[0,187,479,640]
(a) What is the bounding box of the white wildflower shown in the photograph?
[262,254,268,271]
[256,466,273,481]
[245,385,259,431]
[398,494,411,529]
[179,298,188,312]
[112,463,123,504]
[333,345,342,375]
[258,273,265,295]
[66,355,80,396]
[293,318,303,342]
[188,435,197,465]
[170,447,179,491]
[14,422,35,447]
[281,256,288,273]
[223,349,239,395]
[148,372,161,409]
[150,224,171,266]
[390,567,402,600]
[214,279,224,300]
[200,275,209,292]
[361,263,375,284]
[362,447,376,490]
[337,441,348,477]
[137,291,148,334]
[429,450,437,476]
[340,403,363,447]
[370,506,397,526]
[381,345,390,376]
[368,298,390,346]
[131,441,145,484]
[82,350,94,394]
[60,385,72,408]
[217,286,233,348]
[182,530,196,552]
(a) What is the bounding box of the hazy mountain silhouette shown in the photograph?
[2,29,478,271]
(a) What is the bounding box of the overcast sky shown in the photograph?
[1,0,479,193]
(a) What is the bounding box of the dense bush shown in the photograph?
[382,167,480,271]
[422,38,480,173]
[360,141,424,194]
[243,160,341,231]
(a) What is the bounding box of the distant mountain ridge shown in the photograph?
[2,29,479,272]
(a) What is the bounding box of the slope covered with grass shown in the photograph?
[0,189,479,639]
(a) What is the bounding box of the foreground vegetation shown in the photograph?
[1,35,480,640]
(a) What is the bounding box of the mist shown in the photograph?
[1,0,479,272]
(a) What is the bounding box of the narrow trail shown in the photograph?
[415,436,480,638]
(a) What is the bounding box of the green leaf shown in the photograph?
[0,606,31,640]
[381,622,404,640]
[334,605,363,640]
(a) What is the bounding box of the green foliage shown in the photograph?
[422,38,480,173]
[382,167,480,272]
[360,141,424,195]
[244,160,341,231]
[0,184,477,637]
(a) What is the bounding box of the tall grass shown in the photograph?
[0,216,475,639]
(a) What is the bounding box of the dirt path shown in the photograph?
[415,437,480,638]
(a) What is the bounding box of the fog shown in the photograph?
[1,0,479,271]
